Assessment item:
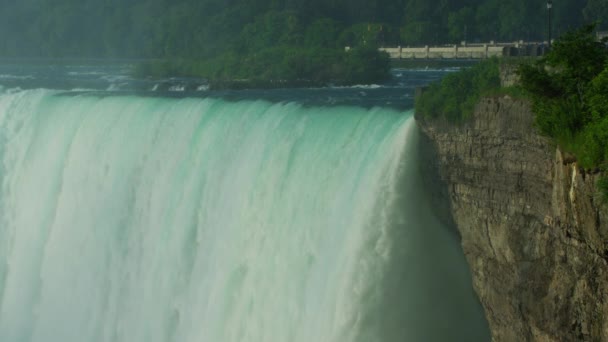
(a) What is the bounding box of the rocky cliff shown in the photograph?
[416,96,608,341]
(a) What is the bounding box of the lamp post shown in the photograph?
[547,0,553,46]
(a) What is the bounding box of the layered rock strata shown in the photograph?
[416,96,608,341]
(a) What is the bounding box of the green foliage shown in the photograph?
[0,0,599,58]
[239,11,304,53]
[518,24,608,201]
[341,46,391,84]
[545,25,608,96]
[136,46,390,87]
[583,0,608,30]
[415,58,501,123]
[339,23,396,48]
[599,176,608,203]
[400,21,438,46]
[577,117,608,167]
[587,66,608,121]
[304,18,344,48]
[447,7,475,43]
[518,25,608,166]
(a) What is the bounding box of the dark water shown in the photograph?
[0,61,463,109]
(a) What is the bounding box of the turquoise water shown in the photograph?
[0,89,489,341]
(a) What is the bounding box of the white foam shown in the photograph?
[331,84,383,89]
[67,71,106,76]
[70,88,96,92]
[0,74,34,80]
[196,84,209,91]
[0,94,412,342]
[169,85,186,92]
[0,92,488,341]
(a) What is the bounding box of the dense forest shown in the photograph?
[0,0,605,59]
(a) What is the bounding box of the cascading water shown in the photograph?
[0,89,489,342]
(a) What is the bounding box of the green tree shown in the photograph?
[416,58,500,122]
[304,18,343,48]
[400,21,438,45]
[448,7,475,43]
[518,25,608,170]
[475,1,500,41]
[340,23,386,47]
[239,11,303,53]
[583,0,608,30]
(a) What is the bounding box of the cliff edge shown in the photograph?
[416,96,608,341]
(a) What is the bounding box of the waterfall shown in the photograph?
[0,90,488,342]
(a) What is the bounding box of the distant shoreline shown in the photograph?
[0,56,479,71]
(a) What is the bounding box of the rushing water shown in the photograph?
[0,63,489,342]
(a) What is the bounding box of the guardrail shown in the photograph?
[356,42,550,59]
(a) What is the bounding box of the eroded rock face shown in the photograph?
[416,96,608,341]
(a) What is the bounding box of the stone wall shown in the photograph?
[416,96,608,341]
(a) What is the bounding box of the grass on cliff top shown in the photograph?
[414,57,501,123]
[414,56,534,124]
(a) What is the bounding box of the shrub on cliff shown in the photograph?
[518,24,608,201]
[519,25,608,142]
[415,57,500,122]
[599,176,608,203]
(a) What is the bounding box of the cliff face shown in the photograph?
[416,96,608,341]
